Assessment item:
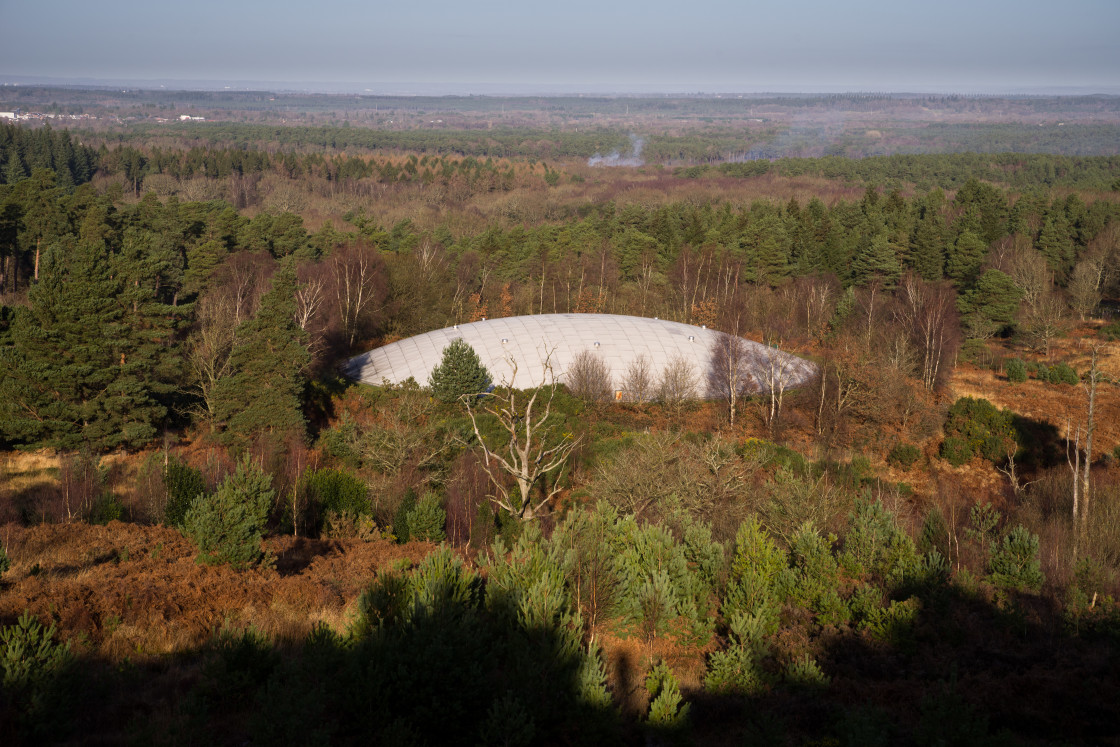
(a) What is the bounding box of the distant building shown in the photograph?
[343,313,817,395]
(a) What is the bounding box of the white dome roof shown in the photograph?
[342,313,816,394]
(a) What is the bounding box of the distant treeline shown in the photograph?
[0,123,97,187]
[76,138,1120,194]
[688,152,1120,191]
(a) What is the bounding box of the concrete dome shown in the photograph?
[342,313,816,394]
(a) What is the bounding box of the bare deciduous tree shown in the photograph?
[621,353,654,404]
[566,349,614,402]
[707,332,754,426]
[327,241,388,350]
[1069,345,1102,560]
[657,353,698,417]
[894,274,960,391]
[1007,241,1053,311]
[1068,258,1103,320]
[1020,290,1068,356]
[464,354,581,521]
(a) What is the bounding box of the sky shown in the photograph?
[1,0,1118,94]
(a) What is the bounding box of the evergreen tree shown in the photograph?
[739,211,790,285]
[850,230,902,288]
[0,235,177,450]
[944,230,988,285]
[1035,210,1076,280]
[183,456,274,568]
[211,261,310,446]
[429,338,492,404]
[957,269,1023,339]
[954,179,1009,245]
[909,196,947,280]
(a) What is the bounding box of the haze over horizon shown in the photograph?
[2,0,1118,96]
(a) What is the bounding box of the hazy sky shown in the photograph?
[2,0,1117,93]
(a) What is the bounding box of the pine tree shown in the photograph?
[957,269,1023,339]
[909,198,946,280]
[1035,210,1075,280]
[428,338,492,404]
[183,456,274,568]
[944,230,988,285]
[212,261,310,446]
[850,231,902,288]
[0,235,177,450]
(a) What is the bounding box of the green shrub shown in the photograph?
[785,655,829,690]
[201,624,280,702]
[611,518,713,637]
[393,489,418,543]
[183,457,275,569]
[863,597,921,647]
[940,397,1016,465]
[790,522,848,625]
[1005,358,1027,383]
[646,660,690,729]
[164,456,206,528]
[428,338,492,404]
[87,493,124,525]
[704,611,771,695]
[1,611,74,737]
[1098,320,1120,341]
[919,507,951,558]
[406,492,446,543]
[1047,361,1079,385]
[988,525,1044,592]
[886,443,921,469]
[958,339,992,368]
[299,467,370,533]
[0,544,10,577]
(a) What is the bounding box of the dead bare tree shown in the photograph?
[464,353,581,521]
